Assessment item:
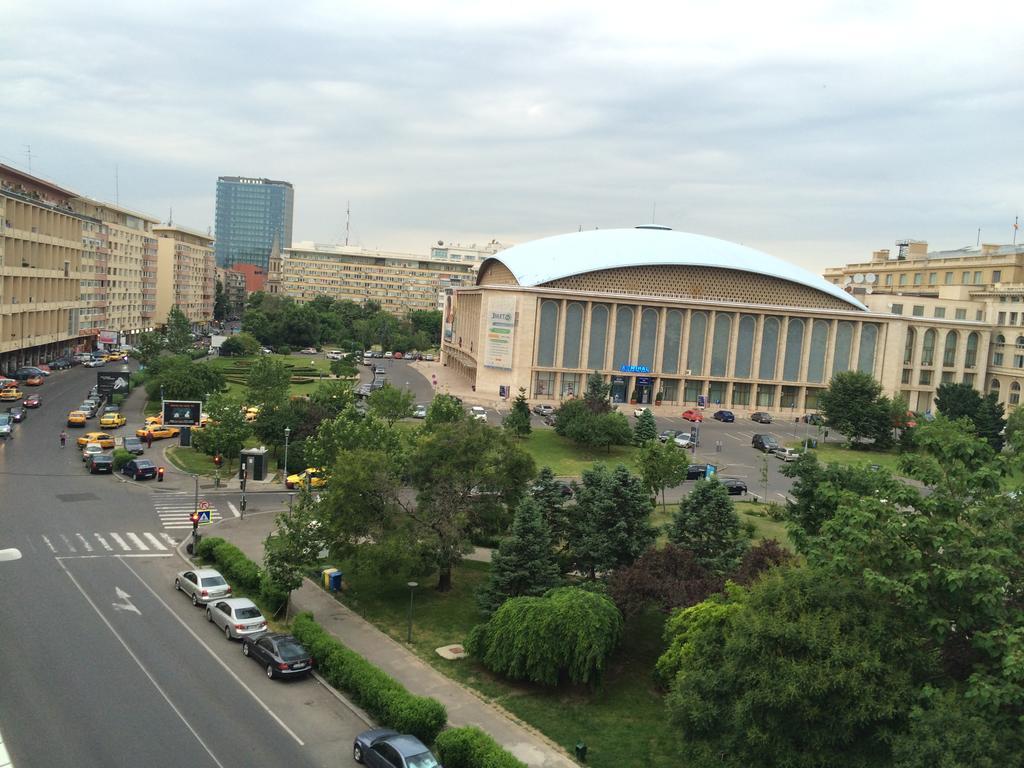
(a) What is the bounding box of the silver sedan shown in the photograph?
[174,568,232,606]
[206,597,267,640]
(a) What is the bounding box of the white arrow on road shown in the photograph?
[112,586,140,614]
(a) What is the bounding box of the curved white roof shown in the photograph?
[483,227,866,310]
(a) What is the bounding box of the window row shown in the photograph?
[903,328,979,368]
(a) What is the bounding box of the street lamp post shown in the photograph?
[406,581,418,642]
[283,426,291,479]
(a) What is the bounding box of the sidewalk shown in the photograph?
[213,515,575,768]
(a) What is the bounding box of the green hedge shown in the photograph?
[112,448,132,471]
[434,727,527,768]
[195,537,286,614]
[291,612,447,744]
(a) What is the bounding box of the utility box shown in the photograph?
[328,571,343,592]
[179,426,192,447]
[240,446,268,481]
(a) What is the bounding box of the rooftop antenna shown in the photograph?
[345,201,350,246]
[977,227,981,246]
[23,144,34,173]
[169,207,173,226]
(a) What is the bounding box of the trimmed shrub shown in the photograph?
[465,587,623,686]
[277,345,292,356]
[435,727,527,768]
[292,612,447,744]
[195,536,286,614]
[289,377,315,384]
[112,448,132,471]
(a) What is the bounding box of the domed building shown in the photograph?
[441,226,896,413]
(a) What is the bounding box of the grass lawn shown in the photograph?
[522,429,640,477]
[166,437,263,477]
[202,354,337,400]
[735,501,794,550]
[328,560,681,768]
[801,443,903,474]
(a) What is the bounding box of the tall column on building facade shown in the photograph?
[797,314,812,413]
[822,318,838,384]
[604,301,618,388]
[652,306,667,400]
[750,313,765,397]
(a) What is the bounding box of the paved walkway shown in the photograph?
[212,514,575,767]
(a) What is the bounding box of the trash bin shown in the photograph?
[322,567,337,589]
[240,446,268,481]
[179,426,191,447]
[329,571,343,592]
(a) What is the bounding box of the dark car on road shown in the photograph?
[122,458,157,480]
[751,411,773,423]
[47,357,73,370]
[720,478,748,495]
[87,454,114,474]
[123,436,145,455]
[802,413,824,425]
[23,394,41,408]
[12,366,48,380]
[686,463,709,481]
[658,429,680,443]
[752,434,779,452]
[6,405,26,423]
[241,632,313,679]
[353,728,441,768]
[712,409,735,422]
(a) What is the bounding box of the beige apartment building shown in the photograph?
[0,164,88,370]
[272,241,496,315]
[69,197,159,346]
[154,225,215,328]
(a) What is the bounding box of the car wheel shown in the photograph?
[191,593,198,606]
[242,642,250,657]
[174,578,181,591]
[266,665,275,679]
[353,743,364,764]
[206,608,212,622]
[224,625,232,641]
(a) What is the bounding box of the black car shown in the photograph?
[6,405,25,423]
[712,410,735,422]
[802,413,824,425]
[720,478,747,495]
[123,436,145,455]
[241,632,313,679]
[751,411,773,424]
[353,728,441,768]
[48,357,73,370]
[122,459,157,480]
[658,429,680,443]
[752,434,779,452]
[12,366,47,380]
[686,463,709,481]
[87,454,114,474]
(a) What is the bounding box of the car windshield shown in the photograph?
[406,751,440,768]
[235,607,262,619]
[0,416,9,425]
[201,576,227,587]
[136,461,154,468]
[277,640,308,660]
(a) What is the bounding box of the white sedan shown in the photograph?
[206,597,267,640]
[633,407,650,418]
[470,406,488,422]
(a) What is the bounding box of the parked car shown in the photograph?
[78,402,98,418]
[135,425,180,440]
[720,478,748,495]
[67,410,87,427]
[532,404,555,416]
[681,409,704,422]
[24,375,44,387]
[81,442,105,463]
[802,413,824,425]
[241,632,313,679]
[326,350,344,360]
[686,463,709,480]
[23,394,41,408]
[6,405,26,423]
[423,354,435,362]
[470,406,488,422]
[712,410,735,422]
[174,568,231,607]
[123,436,145,455]
[285,467,326,490]
[87,454,114,474]
[383,351,393,359]
[392,351,403,360]
[674,433,697,448]
[412,404,428,419]
[122,458,157,480]
[774,447,801,462]
[12,366,47,380]
[0,388,23,401]
[633,406,650,418]
[0,414,11,439]
[752,434,779,452]
[99,412,127,428]
[48,357,73,370]
[658,429,680,443]
[76,431,115,448]
[751,411,773,423]
[206,598,267,641]
[83,358,105,368]
[352,728,440,768]
[300,347,318,354]
[542,414,557,427]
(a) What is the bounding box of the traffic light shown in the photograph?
[213,454,222,468]
[190,511,199,532]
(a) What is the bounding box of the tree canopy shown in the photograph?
[818,370,894,447]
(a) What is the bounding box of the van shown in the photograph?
[752,434,779,452]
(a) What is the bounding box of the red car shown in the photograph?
[23,394,41,408]
[681,409,704,422]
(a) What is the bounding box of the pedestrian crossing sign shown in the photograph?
[198,510,212,524]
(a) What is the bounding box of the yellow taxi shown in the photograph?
[67,410,88,427]
[0,388,24,401]
[77,431,115,448]
[136,425,180,440]
[104,352,125,362]
[243,405,261,423]
[144,414,163,427]
[99,412,127,428]
[286,467,327,490]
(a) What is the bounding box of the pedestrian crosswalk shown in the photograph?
[152,490,224,530]
[41,531,177,555]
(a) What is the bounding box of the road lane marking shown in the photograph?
[109,533,131,551]
[159,533,177,548]
[118,558,306,747]
[94,533,113,551]
[0,723,13,767]
[126,533,149,551]
[75,534,93,552]
[59,534,76,553]
[143,533,166,551]
[56,558,227,768]
[227,502,240,518]
[41,535,56,553]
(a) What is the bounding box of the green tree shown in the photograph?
[133,331,165,368]
[668,478,747,574]
[566,464,656,579]
[219,332,261,357]
[1004,402,1024,444]
[213,280,228,322]
[502,387,532,438]
[193,394,250,468]
[818,370,892,446]
[475,497,561,615]
[309,379,355,419]
[582,371,613,414]
[555,399,632,452]
[263,494,324,619]
[935,381,982,422]
[973,392,1005,451]
[636,439,688,514]
[246,355,291,407]
[408,309,443,346]
[145,355,225,402]
[632,408,657,444]
[424,393,465,427]
[164,306,193,355]
[608,543,722,616]
[528,467,571,554]
[367,383,414,427]
[329,356,358,379]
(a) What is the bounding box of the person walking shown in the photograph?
[146,430,154,448]
[59,430,67,448]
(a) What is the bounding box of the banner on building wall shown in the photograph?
[483,295,517,370]
[443,293,455,342]
[97,330,119,345]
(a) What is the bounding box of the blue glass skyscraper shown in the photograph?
[214,176,294,268]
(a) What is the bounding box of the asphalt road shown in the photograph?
[0,364,367,767]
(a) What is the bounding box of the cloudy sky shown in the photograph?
[1,1,1021,270]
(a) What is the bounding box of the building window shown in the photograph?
[912,305,924,317]
[919,370,932,385]
[990,378,1001,395]
[683,379,703,403]
[963,271,971,284]
[955,308,967,320]
[561,303,584,369]
[963,373,975,386]
[942,331,959,367]
[587,305,608,369]
[974,271,982,284]
[934,307,945,318]
[913,273,923,286]
[687,312,707,375]
[885,274,893,286]
[965,332,979,368]
[901,368,912,384]
[734,315,755,378]
[782,318,804,381]
[993,270,1002,282]
[637,308,659,370]
[560,372,581,398]
[833,321,854,373]
[756,383,775,407]
[659,379,679,403]
[708,380,727,405]
[537,302,563,367]
[928,272,937,285]
[807,320,829,383]
[945,272,953,285]
[759,317,780,379]
[921,329,936,366]
[1012,382,1021,406]
[903,328,916,365]
[1014,313,1020,325]
[858,324,878,374]
[731,382,751,406]
[977,310,984,321]
[999,312,1007,324]
[994,351,1005,366]
[533,370,556,397]
[780,386,799,409]
[891,303,903,315]
[710,313,732,377]
[662,310,682,374]
[899,274,908,286]
[941,371,954,383]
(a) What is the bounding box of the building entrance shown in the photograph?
[611,376,628,403]
[634,376,653,404]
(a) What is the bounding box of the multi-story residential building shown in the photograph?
[69,197,159,346]
[230,263,267,294]
[154,225,216,328]
[214,176,293,269]
[272,241,489,316]
[0,164,88,370]
[216,266,247,317]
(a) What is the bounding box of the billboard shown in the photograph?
[98,329,119,345]
[162,400,202,426]
[97,371,131,396]
[483,295,517,370]
[443,292,455,342]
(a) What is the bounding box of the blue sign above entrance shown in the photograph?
[619,365,650,373]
